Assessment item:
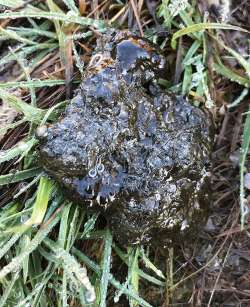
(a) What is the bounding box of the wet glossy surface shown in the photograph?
[38,30,214,245]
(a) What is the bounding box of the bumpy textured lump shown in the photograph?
[38,30,214,245]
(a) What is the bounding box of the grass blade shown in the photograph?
[73,247,153,307]
[0,43,57,68]
[100,229,112,307]
[182,40,201,66]
[0,167,42,186]
[0,271,20,307]
[171,23,249,49]
[240,107,250,229]
[4,177,54,234]
[8,26,57,39]
[58,203,72,248]
[29,176,54,225]
[0,0,24,7]
[0,138,37,164]
[44,238,96,304]
[0,26,36,45]
[113,244,165,286]
[140,247,166,280]
[20,233,31,283]
[213,62,250,88]
[62,0,79,14]
[128,247,140,307]
[0,11,106,30]
[213,36,250,78]
[0,213,61,280]
[80,212,99,238]
[17,264,56,307]
[0,89,45,122]
[0,233,23,260]
[0,79,78,89]
[228,88,249,109]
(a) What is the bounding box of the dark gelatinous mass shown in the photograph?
[38,30,214,245]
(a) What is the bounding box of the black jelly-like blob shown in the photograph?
[38,30,214,245]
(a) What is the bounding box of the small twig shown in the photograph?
[169,234,231,291]
[207,241,233,307]
[65,34,74,99]
[87,0,110,18]
[79,0,87,15]
[130,0,144,36]
[174,37,183,84]
[41,204,64,229]
[110,4,128,24]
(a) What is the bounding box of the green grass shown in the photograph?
[0,0,249,306]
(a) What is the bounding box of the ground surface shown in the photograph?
[0,1,250,306]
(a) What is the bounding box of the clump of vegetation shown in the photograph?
[0,0,249,306]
